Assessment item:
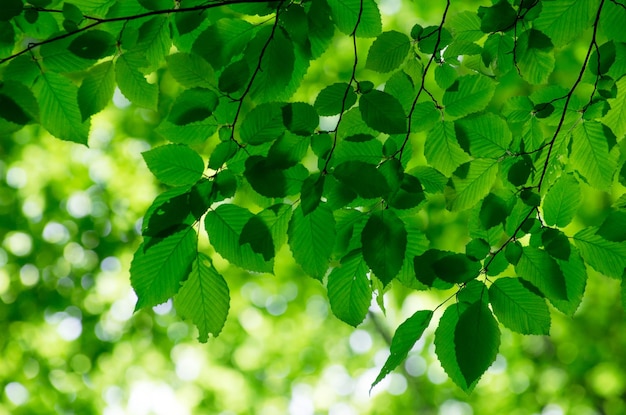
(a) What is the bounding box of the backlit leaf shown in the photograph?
[366,31,411,73]
[361,209,407,286]
[489,277,550,335]
[425,121,470,177]
[142,144,205,187]
[442,75,496,118]
[327,249,371,327]
[574,227,626,279]
[359,90,407,134]
[288,205,336,280]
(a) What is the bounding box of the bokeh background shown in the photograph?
[1,0,625,414]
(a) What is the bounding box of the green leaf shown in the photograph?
[333,161,390,199]
[282,102,319,136]
[0,81,38,127]
[541,228,571,261]
[435,302,478,392]
[301,173,325,216]
[166,52,215,88]
[516,246,568,303]
[570,121,616,190]
[371,310,433,390]
[551,247,588,316]
[442,75,496,118]
[142,144,204,186]
[478,0,517,33]
[574,227,626,279]
[68,30,116,60]
[192,19,255,70]
[130,227,197,310]
[449,159,499,212]
[288,205,336,280]
[314,83,357,116]
[466,238,491,261]
[37,72,90,145]
[168,88,218,126]
[328,0,382,38]
[516,29,555,85]
[327,249,371,327]
[597,211,626,242]
[77,60,115,121]
[425,121,471,177]
[448,10,483,42]
[456,113,511,158]
[258,203,293,253]
[454,301,500,387]
[239,215,274,262]
[361,209,407,286]
[156,119,218,145]
[489,277,550,335]
[0,0,23,21]
[534,0,599,47]
[240,103,284,145]
[366,30,411,73]
[115,53,158,110]
[479,193,510,229]
[432,253,481,284]
[359,90,407,134]
[602,76,626,139]
[175,254,230,342]
[219,59,250,94]
[142,186,194,237]
[208,140,239,170]
[205,205,272,273]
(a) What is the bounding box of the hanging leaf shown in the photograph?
[366,30,411,73]
[130,227,197,310]
[573,227,626,279]
[240,103,285,145]
[516,246,568,303]
[166,53,215,88]
[314,83,357,116]
[77,60,115,121]
[68,30,116,60]
[570,121,616,190]
[425,121,471,177]
[327,249,371,327]
[449,159,499,212]
[239,215,274,262]
[489,277,551,335]
[359,90,407,134]
[328,0,382,38]
[333,161,390,199]
[288,205,336,280]
[115,52,158,110]
[168,88,219,126]
[456,113,511,158]
[175,254,230,342]
[371,310,433,390]
[361,209,407,286]
[442,75,496,117]
[142,144,205,187]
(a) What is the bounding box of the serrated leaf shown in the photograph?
[328,0,381,38]
[130,227,197,309]
[166,52,215,88]
[449,159,499,212]
[425,121,471,177]
[209,140,239,170]
[489,277,550,335]
[570,121,616,190]
[327,249,371,327]
[366,31,411,73]
[282,102,319,135]
[433,253,481,284]
[597,210,626,242]
[443,75,496,118]
[574,227,626,279]
[359,90,407,134]
[602,76,626,143]
[142,144,204,186]
[168,88,218,126]
[551,247,588,316]
[37,72,90,145]
[193,19,255,70]
[333,161,389,199]
[456,113,511,158]
[361,209,407,286]
[240,103,284,145]
[175,254,230,342]
[205,205,272,273]
[371,310,433,390]
[454,301,500,386]
[68,30,116,60]
[115,52,158,110]
[239,215,274,262]
[534,0,599,47]
[78,60,115,121]
[288,205,336,280]
[516,29,555,85]
[516,246,568,303]
[314,82,357,116]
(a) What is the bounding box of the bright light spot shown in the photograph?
[427,362,448,384]
[22,196,44,219]
[239,307,264,333]
[439,399,473,415]
[488,354,507,374]
[19,264,39,286]
[110,295,135,322]
[89,157,113,183]
[242,282,267,307]
[349,330,373,354]
[328,402,357,415]
[387,373,408,395]
[4,232,33,256]
[173,346,205,381]
[289,384,314,415]
[127,381,190,415]
[42,222,70,244]
[0,269,11,295]
[5,382,29,405]
[266,295,288,316]
[319,115,340,131]
[405,355,427,377]
[379,0,401,15]
[542,404,564,415]
[67,192,92,218]
[153,299,173,315]
[57,316,83,341]
[323,365,354,396]
[306,295,328,319]
[113,88,131,108]
[23,358,39,379]
[100,256,121,272]
[6,166,27,188]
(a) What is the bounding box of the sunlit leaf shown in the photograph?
[142,144,205,187]
[489,277,550,335]
[327,249,371,327]
[361,209,407,286]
